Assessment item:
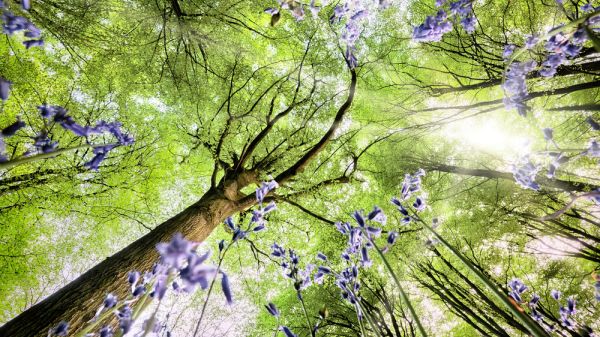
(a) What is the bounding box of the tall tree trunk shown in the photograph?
[428,163,599,192]
[0,188,244,337]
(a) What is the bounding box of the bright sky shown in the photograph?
[441,115,532,158]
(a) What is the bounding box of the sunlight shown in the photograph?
[442,117,531,156]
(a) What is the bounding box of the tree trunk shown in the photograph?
[0,188,243,337]
[428,163,599,192]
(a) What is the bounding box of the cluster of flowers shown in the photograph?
[0,0,44,49]
[50,233,226,337]
[264,0,389,69]
[0,1,134,170]
[49,180,280,336]
[511,155,541,190]
[502,5,600,116]
[510,117,599,191]
[508,278,596,334]
[412,0,476,42]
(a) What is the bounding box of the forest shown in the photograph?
[0,0,599,336]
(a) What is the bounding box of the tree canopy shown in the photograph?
[0,0,599,337]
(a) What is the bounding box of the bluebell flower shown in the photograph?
[413,197,426,212]
[103,293,117,309]
[1,118,25,137]
[503,44,516,59]
[128,271,140,285]
[511,155,540,190]
[265,302,280,317]
[352,210,365,227]
[280,326,297,337]
[221,272,233,304]
[156,233,198,269]
[360,246,371,267]
[256,180,278,204]
[33,133,58,153]
[551,289,561,300]
[99,325,113,337]
[316,252,327,261]
[0,78,11,101]
[132,285,145,297]
[117,305,133,334]
[51,321,69,336]
[525,35,539,49]
[542,128,553,141]
[387,231,398,245]
[587,117,600,131]
[587,140,600,157]
[179,251,213,292]
[508,278,528,302]
[23,39,43,49]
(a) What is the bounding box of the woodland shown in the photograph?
[0,0,599,336]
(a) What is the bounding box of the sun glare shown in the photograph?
[442,117,531,156]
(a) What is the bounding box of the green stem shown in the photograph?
[193,245,230,337]
[297,290,314,337]
[363,230,428,337]
[355,305,367,337]
[354,299,384,337]
[416,217,550,337]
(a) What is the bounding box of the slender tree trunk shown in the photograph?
[428,163,599,192]
[0,188,244,337]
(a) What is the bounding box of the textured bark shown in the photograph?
[0,188,242,337]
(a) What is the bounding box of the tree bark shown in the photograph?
[0,188,243,337]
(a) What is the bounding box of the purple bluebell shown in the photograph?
[179,251,213,292]
[511,155,540,190]
[21,0,30,10]
[387,231,398,245]
[33,133,58,153]
[587,117,600,131]
[551,289,561,300]
[352,210,365,227]
[503,44,516,59]
[0,78,11,101]
[156,233,198,269]
[128,271,140,285]
[23,39,43,49]
[508,278,528,302]
[525,35,539,49]
[316,252,327,261]
[413,197,426,211]
[103,293,117,308]
[132,285,146,297]
[51,321,69,336]
[256,180,278,204]
[280,326,297,337]
[542,128,553,141]
[1,118,25,137]
[117,305,133,334]
[265,302,280,317]
[99,325,113,337]
[221,272,233,304]
[587,140,600,157]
